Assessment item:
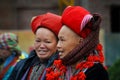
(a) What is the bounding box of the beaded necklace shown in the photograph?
[46,44,104,80]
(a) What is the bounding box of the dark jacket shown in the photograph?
[8,50,59,80]
[85,63,109,80]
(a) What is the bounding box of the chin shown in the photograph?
[40,55,48,58]
[40,56,49,60]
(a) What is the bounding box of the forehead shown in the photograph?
[35,28,57,40]
[36,28,54,35]
[36,27,50,32]
[58,25,77,37]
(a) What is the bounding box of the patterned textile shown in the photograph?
[18,51,58,80]
[0,51,28,80]
[0,54,19,80]
[0,33,28,80]
[0,33,21,52]
[29,64,46,80]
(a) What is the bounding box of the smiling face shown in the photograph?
[34,28,57,61]
[57,25,82,59]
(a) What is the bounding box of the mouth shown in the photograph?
[37,50,48,54]
[58,51,64,56]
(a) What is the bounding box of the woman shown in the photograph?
[8,12,62,80]
[0,33,28,80]
[46,6,109,80]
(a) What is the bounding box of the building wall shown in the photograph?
[0,0,17,29]
[0,0,60,30]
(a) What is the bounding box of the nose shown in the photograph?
[39,43,45,49]
[57,41,61,50]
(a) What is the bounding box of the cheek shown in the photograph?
[64,41,77,53]
[49,43,57,52]
[62,43,71,56]
[34,42,39,49]
[44,44,57,59]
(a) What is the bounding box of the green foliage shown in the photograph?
[108,59,120,80]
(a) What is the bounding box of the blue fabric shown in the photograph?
[8,50,36,80]
[21,67,30,80]
[3,52,16,67]
[2,66,14,80]
[8,50,59,80]
[2,51,28,80]
[0,44,3,48]
[2,52,16,80]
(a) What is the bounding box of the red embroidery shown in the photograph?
[46,44,105,80]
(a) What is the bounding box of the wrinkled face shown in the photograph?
[57,25,82,59]
[0,48,11,59]
[34,28,57,60]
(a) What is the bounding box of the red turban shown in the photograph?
[31,12,62,36]
[62,6,93,38]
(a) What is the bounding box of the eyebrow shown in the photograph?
[59,36,64,39]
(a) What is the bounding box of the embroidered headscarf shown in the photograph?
[0,33,21,52]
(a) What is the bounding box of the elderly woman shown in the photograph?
[46,6,109,80]
[8,12,62,80]
[0,33,28,80]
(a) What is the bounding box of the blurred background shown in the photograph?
[0,0,120,77]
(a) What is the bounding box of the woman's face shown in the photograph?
[57,25,81,59]
[34,28,57,60]
[0,48,11,60]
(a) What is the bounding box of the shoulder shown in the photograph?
[8,59,28,80]
[28,50,36,58]
[15,58,28,70]
[85,63,109,80]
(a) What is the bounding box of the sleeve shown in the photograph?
[8,59,26,80]
[2,66,14,80]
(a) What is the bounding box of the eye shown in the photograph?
[45,40,51,43]
[58,36,65,42]
[35,39,41,42]
[59,37,65,41]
